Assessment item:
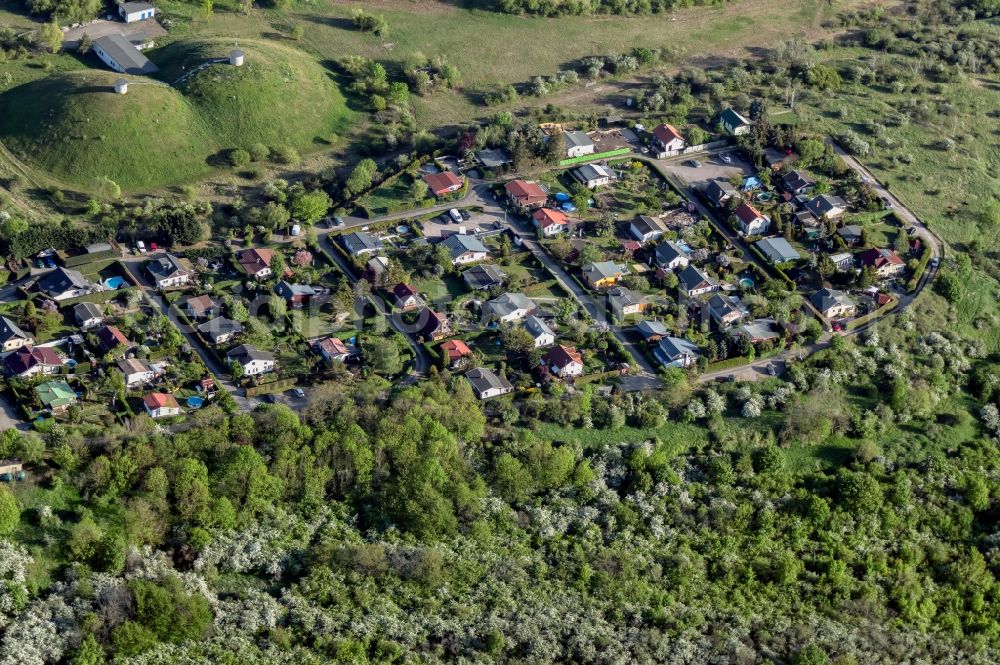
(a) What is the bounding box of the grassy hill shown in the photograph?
[0,71,216,190]
[158,39,355,152]
[0,40,353,192]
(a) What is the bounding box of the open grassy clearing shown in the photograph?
[291,0,843,125]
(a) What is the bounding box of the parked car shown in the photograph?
[719,153,732,164]
[460,210,472,221]
[136,241,147,254]
[448,208,463,223]
[684,159,702,168]
[292,388,306,399]
[332,216,345,227]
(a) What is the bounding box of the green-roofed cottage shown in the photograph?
[35,380,77,413]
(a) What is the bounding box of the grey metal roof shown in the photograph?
[73,302,103,320]
[487,292,534,318]
[466,367,513,395]
[120,1,155,12]
[755,237,801,264]
[524,315,554,340]
[636,320,668,339]
[94,34,159,75]
[475,148,511,168]
[654,337,699,364]
[563,130,594,150]
[810,288,855,312]
[341,231,382,255]
[582,261,625,281]
[441,233,488,259]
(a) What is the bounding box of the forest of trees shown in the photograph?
[0,300,999,663]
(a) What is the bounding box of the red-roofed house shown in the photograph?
[237,248,290,280]
[440,339,472,367]
[423,171,465,198]
[391,283,423,311]
[418,308,451,341]
[94,325,130,354]
[532,208,570,237]
[544,344,584,378]
[733,202,770,236]
[651,123,686,156]
[143,393,180,419]
[4,346,63,378]
[317,337,352,363]
[504,180,547,211]
[858,248,905,278]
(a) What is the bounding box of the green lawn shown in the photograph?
[359,174,427,216]
[531,420,708,452]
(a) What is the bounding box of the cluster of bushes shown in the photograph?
[497,0,731,17]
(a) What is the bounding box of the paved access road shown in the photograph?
[315,235,431,383]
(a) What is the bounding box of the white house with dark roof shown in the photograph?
[677,265,718,297]
[146,254,192,288]
[486,293,534,323]
[0,316,32,352]
[466,367,514,399]
[93,33,158,76]
[199,318,244,345]
[563,130,595,158]
[37,267,94,301]
[810,288,857,319]
[441,233,489,265]
[523,315,555,348]
[341,231,383,258]
[629,215,667,244]
[707,294,744,328]
[805,194,848,220]
[119,1,156,22]
[654,241,689,271]
[73,302,104,330]
[572,163,614,189]
[653,337,700,368]
[227,345,275,376]
[719,108,752,135]
[780,170,816,196]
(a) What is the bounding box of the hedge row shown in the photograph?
[907,246,932,293]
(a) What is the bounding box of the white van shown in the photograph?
[136,241,146,254]
[448,208,462,223]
